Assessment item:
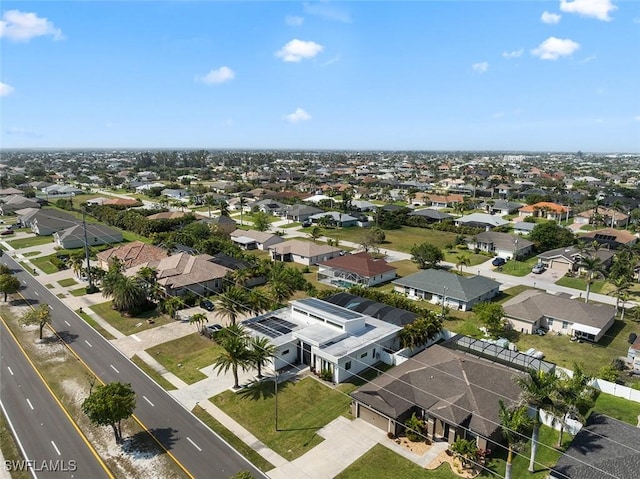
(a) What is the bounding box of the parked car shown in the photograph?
[531,263,546,274]
[203,324,222,340]
[534,328,547,336]
[301,219,312,227]
[200,299,215,311]
[0,229,15,235]
[491,257,506,267]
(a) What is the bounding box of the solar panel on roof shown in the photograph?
[244,316,297,338]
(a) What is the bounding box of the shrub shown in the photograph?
[50,256,67,271]
[404,413,424,442]
[612,358,627,371]
[319,369,333,381]
[598,365,619,382]
[387,431,395,439]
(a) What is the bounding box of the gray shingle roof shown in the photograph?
[393,269,500,302]
[474,231,534,251]
[408,209,453,220]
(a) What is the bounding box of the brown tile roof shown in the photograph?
[130,253,231,290]
[582,228,636,244]
[318,252,396,277]
[427,194,464,204]
[96,241,169,269]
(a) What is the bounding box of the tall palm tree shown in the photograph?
[308,226,322,243]
[248,289,271,316]
[238,195,246,226]
[71,255,84,278]
[216,286,250,325]
[204,195,217,218]
[455,254,470,273]
[249,336,277,378]
[212,324,251,389]
[514,369,558,473]
[218,200,230,217]
[553,364,596,448]
[579,255,605,303]
[189,312,208,334]
[498,400,533,479]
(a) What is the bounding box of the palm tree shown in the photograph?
[553,364,596,448]
[249,336,277,378]
[204,195,217,218]
[498,400,533,479]
[21,304,52,340]
[216,286,250,325]
[308,226,322,243]
[189,312,208,334]
[579,255,605,303]
[162,296,185,319]
[102,271,147,314]
[248,289,271,316]
[218,200,230,217]
[514,369,558,473]
[455,254,470,273]
[212,324,251,389]
[238,195,246,226]
[71,255,85,278]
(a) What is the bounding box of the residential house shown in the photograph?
[134,182,165,193]
[269,239,341,266]
[128,253,231,297]
[513,221,536,236]
[241,297,401,383]
[574,207,629,228]
[580,228,637,250]
[550,413,640,479]
[467,232,534,260]
[160,188,189,200]
[42,184,84,197]
[518,202,570,221]
[393,269,500,311]
[0,187,24,197]
[483,200,523,216]
[351,200,378,212]
[350,344,523,450]
[103,197,141,208]
[309,211,359,228]
[0,195,41,215]
[253,199,286,216]
[209,252,266,287]
[23,210,78,236]
[537,245,615,275]
[283,204,324,222]
[455,213,509,231]
[408,209,453,223]
[502,290,615,341]
[202,215,237,235]
[53,224,123,249]
[317,252,397,288]
[146,211,201,221]
[230,229,285,251]
[96,241,169,270]
[495,184,515,199]
[427,194,464,208]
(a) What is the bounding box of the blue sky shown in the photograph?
[1,1,639,152]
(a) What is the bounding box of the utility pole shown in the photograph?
[82,209,93,291]
[274,369,279,431]
[441,286,448,318]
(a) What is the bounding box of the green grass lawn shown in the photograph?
[57,278,78,287]
[19,261,37,275]
[443,250,488,267]
[30,254,62,274]
[499,256,541,277]
[591,392,640,425]
[212,377,351,460]
[130,354,177,391]
[146,333,223,384]
[191,405,274,472]
[7,235,54,249]
[22,251,41,257]
[76,309,116,340]
[337,444,456,479]
[69,287,87,297]
[90,301,171,336]
[555,276,607,294]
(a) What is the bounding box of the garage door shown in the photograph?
[549,260,571,274]
[358,404,390,432]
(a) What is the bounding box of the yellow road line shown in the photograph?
[0,314,116,479]
[16,291,195,479]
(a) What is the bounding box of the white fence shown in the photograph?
[557,366,640,403]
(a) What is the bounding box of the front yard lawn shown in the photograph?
[57,278,78,287]
[555,276,607,294]
[146,333,223,384]
[212,377,351,460]
[130,354,177,391]
[30,254,63,274]
[69,287,87,297]
[499,256,541,277]
[90,301,170,336]
[7,235,53,249]
[591,392,640,425]
[76,309,116,340]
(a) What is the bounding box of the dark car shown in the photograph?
[0,229,15,235]
[491,257,506,267]
[301,219,312,227]
[200,299,215,311]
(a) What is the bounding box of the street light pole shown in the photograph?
[274,369,279,432]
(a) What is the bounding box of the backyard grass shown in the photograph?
[212,377,351,460]
[76,309,116,340]
[30,254,62,274]
[336,444,456,479]
[7,235,54,249]
[591,392,640,425]
[58,278,78,287]
[146,333,223,384]
[555,276,607,294]
[69,287,87,296]
[90,301,171,336]
[130,354,177,391]
[191,405,274,472]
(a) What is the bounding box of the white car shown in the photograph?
[531,263,545,274]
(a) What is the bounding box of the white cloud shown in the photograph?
[285,15,304,26]
[531,37,580,60]
[502,49,523,59]
[492,112,505,119]
[634,115,640,122]
[472,62,489,73]
[560,0,617,21]
[284,108,311,123]
[541,11,562,24]
[0,82,15,97]
[5,127,42,138]
[196,66,235,84]
[276,39,323,62]
[0,10,63,42]
[303,2,351,23]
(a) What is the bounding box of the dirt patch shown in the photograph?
[427,451,481,478]
[395,436,431,456]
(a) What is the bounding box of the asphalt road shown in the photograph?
[1,254,266,479]
[1,320,112,479]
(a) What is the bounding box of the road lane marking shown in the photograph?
[7,366,13,375]
[34,291,38,296]
[51,440,61,456]
[110,364,119,373]
[131,334,142,342]
[85,340,92,348]
[186,437,202,452]
[48,305,53,310]
[142,395,155,407]
[22,280,26,285]
[26,398,34,410]
[64,320,71,326]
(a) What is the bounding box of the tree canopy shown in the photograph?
[529,221,574,251]
[410,242,444,269]
[82,382,136,443]
[0,273,20,302]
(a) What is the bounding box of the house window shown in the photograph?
[282,349,289,355]
[547,318,554,327]
[372,349,376,358]
[562,321,569,329]
[360,352,368,359]
[345,361,351,370]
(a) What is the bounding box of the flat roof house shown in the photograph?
[317,252,397,288]
[269,239,341,266]
[502,289,615,341]
[241,297,401,383]
[393,269,500,311]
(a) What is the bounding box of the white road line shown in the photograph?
[22,280,26,285]
[110,364,119,373]
[131,334,142,342]
[48,305,53,310]
[64,320,71,326]
[51,440,61,456]
[26,399,34,410]
[84,340,92,348]
[7,366,13,376]
[142,396,155,407]
[34,291,39,296]
[186,437,202,452]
